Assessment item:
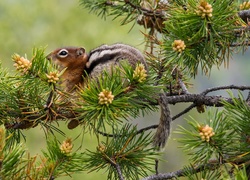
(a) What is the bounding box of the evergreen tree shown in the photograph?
[1,0,250,179]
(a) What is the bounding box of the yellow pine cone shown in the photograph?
[46,72,60,83]
[196,1,213,18]
[240,2,250,10]
[198,124,215,142]
[172,40,186,53]
[12,54,32,74]
[133,63,147,83]
[98,89,114,105]
[60,138,73,155]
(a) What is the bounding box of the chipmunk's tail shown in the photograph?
[153,93,172,149]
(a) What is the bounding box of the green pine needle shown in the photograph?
[1,142,26,179]
[175,109,240,164]
[83,124,159,180]
[163,0,245,76]
[75,62,159,132]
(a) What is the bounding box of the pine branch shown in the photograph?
[141,169,186,180]
[83,124,159,179]
[134,85,250,134]
[141,155,250,180]
[89,88,249,138]
[4,83,250,135]
[96,1,250,24]
[95,0,167,18]
[95,91,249,137]
[165,94,232,106]
[141,159,220,180]
[201,85,250,95]
[123,0,167,18]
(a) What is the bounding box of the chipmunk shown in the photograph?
[47,43,169,149]
[46,43,147,92]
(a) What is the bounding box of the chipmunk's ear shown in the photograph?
[76,47,85,56]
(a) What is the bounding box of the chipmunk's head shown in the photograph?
[46,47,88,71]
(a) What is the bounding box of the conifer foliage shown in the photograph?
[1,0,250,179]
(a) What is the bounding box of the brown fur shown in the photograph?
[46,47,88,92]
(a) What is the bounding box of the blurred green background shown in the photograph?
[1,0,250,179]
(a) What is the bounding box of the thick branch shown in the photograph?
[142,155,250,180]
[141,160,220,180]
[166,94,232,106]
[135,85,250,134]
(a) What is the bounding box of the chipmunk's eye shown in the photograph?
[57,49,68,58]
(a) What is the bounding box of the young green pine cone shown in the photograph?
[196,1,213,18]
[98,89,114,105]
[60,138,73,155]
[198,124,215,142]
[133,63,147,83]
[172,40,186,53]
[12,54,32,74]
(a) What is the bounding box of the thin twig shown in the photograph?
[178,78,190,94]
[172,103,196,120]
[155,159,159,175]
[136,124,158,134]
[44,90,54,110]
[114,163,125,180]
[96,102,198,138]
[229,41,250,47]
[201,85,250,95]
[96,124,158,138]
[95,129,118,137]
[134,103,196,134]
